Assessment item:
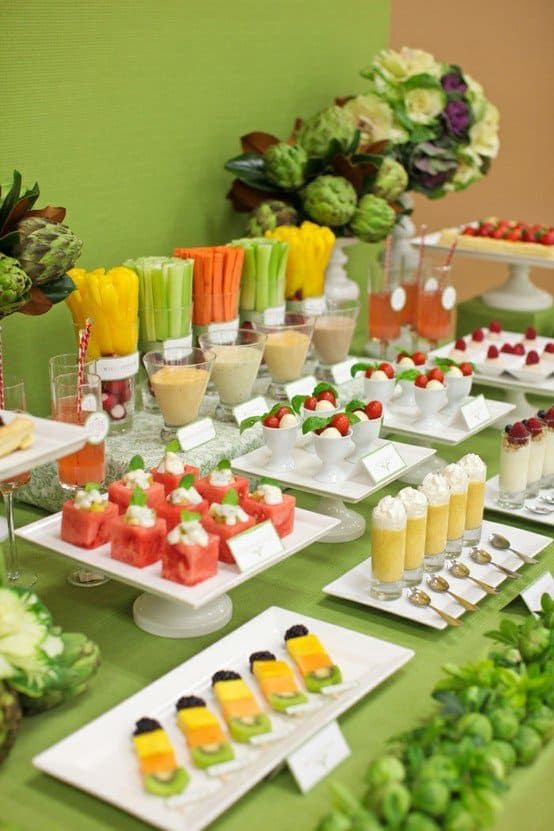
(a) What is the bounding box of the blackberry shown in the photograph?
[249,651,276,672]
[284,624,309,641]
[538,410,546,418]
[504,424,512,433]
[211,670,241,686]
[134,717,161,735]
[176,695,205,711]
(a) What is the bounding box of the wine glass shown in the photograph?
[0,376,37,588]
[252,313,314,400]
[198,329,266,421]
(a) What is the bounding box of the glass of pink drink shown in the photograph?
[368,263,405,356]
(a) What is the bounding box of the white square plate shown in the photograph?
[0,409,89,480]
[33,606,414,831]
[16,508,339,610]
[231,440,436,503]
[485,475,554,528]
[384,398,514,445]
[323,520,552,630]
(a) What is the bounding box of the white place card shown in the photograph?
[176,417,216,451]
[287,720,350,794]
[163,334,193,358]
[233,396,268,426]
[95,351,139,381]
[301,296,327,316]
[228,520,284,572]
[331,358,357,385]
[84,411,109,445]
[461,394,490,430]
[263,305,286,325]
[520,571,554,615]
[285,375,317,401]
[207,318,239,336]
[361,442,406,484]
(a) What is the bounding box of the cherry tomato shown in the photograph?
[274,406,291,420]
[330,413,350,436]
[304,396,317,410]
[263,415,280,429]
[378,362,395,379]
[365,400,383,419]
[427,368,445,384]
[317,390,337,405]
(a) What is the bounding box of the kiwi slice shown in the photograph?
[229,713,272,743]
[305,665,342,693]
[144,766,189,796]
[191,741,235,769]
[267,690,308,712]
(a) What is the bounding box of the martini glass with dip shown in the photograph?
[143,347,215,441]
[198,329,266,422]
[312,303,359,381]
[253,313,314,400]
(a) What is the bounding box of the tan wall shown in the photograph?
[391,0,554,301]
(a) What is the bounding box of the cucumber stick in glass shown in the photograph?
[126,256,193,343]
[230,238,288,313]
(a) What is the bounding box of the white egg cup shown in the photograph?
[394,378,416,409]
[313,430,353,483]
[297,403,341,451]
[346,417,382,463]
[414,386,447,430]
[363,377,396,414]
[262,423,298,472]
[444,374,473,415]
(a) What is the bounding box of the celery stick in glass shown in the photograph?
[254,242,271,311]
[276,242,288,306]
[151,259,169,341]
[238,243,256,312]
[181,258,193,335]
[267,241,281,308]
[166,259,183,339]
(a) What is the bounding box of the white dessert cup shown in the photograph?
[414,386,447,429]
[444,374,473,415]
[262,423,298,472]
[313,430,353,483]
[347,417,382,463]
[298,403,341,451]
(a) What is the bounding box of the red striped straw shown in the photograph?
[416,224,427,285]
[76,319,92,416]
[445,235,459,269]
[384,234,393,286]
[0,325,4,410]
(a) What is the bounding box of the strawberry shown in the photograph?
[508,421,530,440]
[304,396,317,410]
[330,413,350,436]
[492,228,504,239]
[500,343,514,354]
[525,350,540,365]
[454,339,466,351]
[411,351,426,365]
[489,320,502,333]
[487,345,499,359]
[526,416,544,435]
[427,368,445,383]
[522,230,536,242]
[274,406,291,420]
[506,230,521,242]
[462,227,476,236]
[525,326,537,340]
[264,415,279,429]
[317,390,337,405]
[378,362,395,379]
[459,362,473,376]
[544,342,554,354]
[540,230,554,245]
[415,374,429,388]
[513,343,525,356]
[365,400,383,420]
[471,328,484,342]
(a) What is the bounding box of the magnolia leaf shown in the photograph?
[226,178,283,213]
[240,131,280,154]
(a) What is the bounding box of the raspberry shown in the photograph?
[487,345,499,359]
[472,328,484,342]
[454,339,466,350]
[508,422,530,440]
[526,417,543,435]
[501,343,514,354]
[525,350,540,365]
[489,320,502,333]
[525,326,537,339]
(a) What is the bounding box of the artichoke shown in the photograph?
[302,175,357,227]
[246,200,298,236]
[17,631,101,715]
[0,681,21,765]
[264,143,307,190]
[13,216,82,285]
[373,158,409,202]
[0,254,32,315]
[349,194,396,242]
[298,105,358,158]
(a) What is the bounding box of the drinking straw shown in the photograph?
[416,224,427,285]
[383,234,393,285]
[0,325,4,410]
[76,319,92,416]
[444,235,458,269]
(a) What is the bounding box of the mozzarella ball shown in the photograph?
[279,413,298,429]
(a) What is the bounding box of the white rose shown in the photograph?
[404,88,445,125]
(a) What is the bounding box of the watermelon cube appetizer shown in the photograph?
[202,500,256,565]
[195,463,248,505]
[108,468,165,515]
[110,501,167,568]
[156,476,208,531]
[162,517,219,586]
[61,487,118,549]
[241,483,295,538]
[151,446,200,496]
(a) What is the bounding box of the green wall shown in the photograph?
[2,0,389,414]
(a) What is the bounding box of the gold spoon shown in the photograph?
[426,575,479,612]
[407,588,462,626]
[488,532,539,564]
[470,547,519,578]
[448,561,497,595]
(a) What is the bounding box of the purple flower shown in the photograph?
[443,100,470,136]
[441,71,468,94]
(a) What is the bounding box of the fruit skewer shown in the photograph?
[211,670,271,742]
[132,717,189,797]
[284,624,342,692]
[176,695,234,769]
[249,651,308,712]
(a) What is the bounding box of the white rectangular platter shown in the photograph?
[323,520,552,630]
[16,508,339,610]
[33,606,414,831]
[485,475,554,528]
[384,398,514,445]
[0,409,89,480]
[412,229,554,270]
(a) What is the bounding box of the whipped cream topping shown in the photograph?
[443,463,469,494]
[459,453,487,482]
[209,503,249,526]
[209,468,234,486]
[74,488,108,511]
[398,486,428,518]
[372,495,406,530]
[252,484,283,505]
[167,519,209,547]
[157,451,185,475]
[125,505,156,528]
[123,469,153,490]
[419,472,450,505]
[168,485,203,505]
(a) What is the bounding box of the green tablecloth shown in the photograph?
[1,428,553,831]
[456,296,554,338]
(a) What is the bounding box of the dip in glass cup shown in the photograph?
[252,313,314,400]
[199,329,266,422]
